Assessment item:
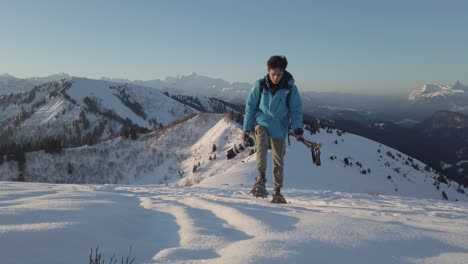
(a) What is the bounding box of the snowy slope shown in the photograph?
[189,117,467,202]
[1,113,468,263]
[164,92,242,113]
[0,114,238,185]
[66,77,197,128]
[2,113,465,202]
[0,76,199,146]
[0,78,120,145]
[0,76,245,147]
[0,180,467,263]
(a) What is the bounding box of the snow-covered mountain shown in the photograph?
[1,113,467,263]
[104,72,252,104]
[0,73,69,95]
[2,72,251,104]
[408,82,468,111]
[0,77,199,146]
[1,113,466,202]
[0,77,241,147]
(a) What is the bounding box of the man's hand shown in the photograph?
[241,131,250,141]
[296,134,304,142]
[294,128,304,142]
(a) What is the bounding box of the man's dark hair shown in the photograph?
[267,55,288,70]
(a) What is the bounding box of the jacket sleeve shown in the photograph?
[243,80,261,132]
[289,84,304,135]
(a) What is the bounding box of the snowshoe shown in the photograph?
[271,192,287,204]
[250,177,268,198]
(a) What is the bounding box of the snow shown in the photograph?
[20,96,73,127]
[441,162,453,170]
[395,118,420,126]
[408,82,468,102]
[318,105,370,113]
[67,77,149,127]
[198,121,466,201]
[0,181,467,263]
[1,113,468,263]
[374,122,385,129]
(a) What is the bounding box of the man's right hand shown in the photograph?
[241,131,250,141]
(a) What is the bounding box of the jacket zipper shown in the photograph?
[274,99,282,112]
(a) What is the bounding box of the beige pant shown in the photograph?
[255,124,286,191]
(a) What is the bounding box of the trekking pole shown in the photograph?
[288,131,322,166]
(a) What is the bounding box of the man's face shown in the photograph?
[268,68,284,85]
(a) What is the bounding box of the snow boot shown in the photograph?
[250,177,268,198]
[271,190,287,204]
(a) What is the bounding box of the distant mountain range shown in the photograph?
[0,73,70,95]
[2,73,467,116]
[103,72,252,104]
[1,73,251,105]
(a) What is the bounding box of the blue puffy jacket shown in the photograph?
[243,71,303,139]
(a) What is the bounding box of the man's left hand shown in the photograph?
[296,134,304,142]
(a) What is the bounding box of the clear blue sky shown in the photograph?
[1,0,467,94]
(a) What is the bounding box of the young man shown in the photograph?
[241,55,304,203]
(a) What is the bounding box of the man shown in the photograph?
[242,55,304,204]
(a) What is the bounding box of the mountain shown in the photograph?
[301,82,468,124]
[0,77,241,148]
[417,110,468,133]
[409,82,468,102]
[415,110,468,184]
[324,110,468,186]
[26,73,71,84]
[6,73,467,122]
[0,73,40,95]
[299,90,433,125]
[0,77,197,146]
[1,113,465,201]
[0,73,69,95]
[408,82,468,112]
[103,72,252,104]
[3,73,466,188]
